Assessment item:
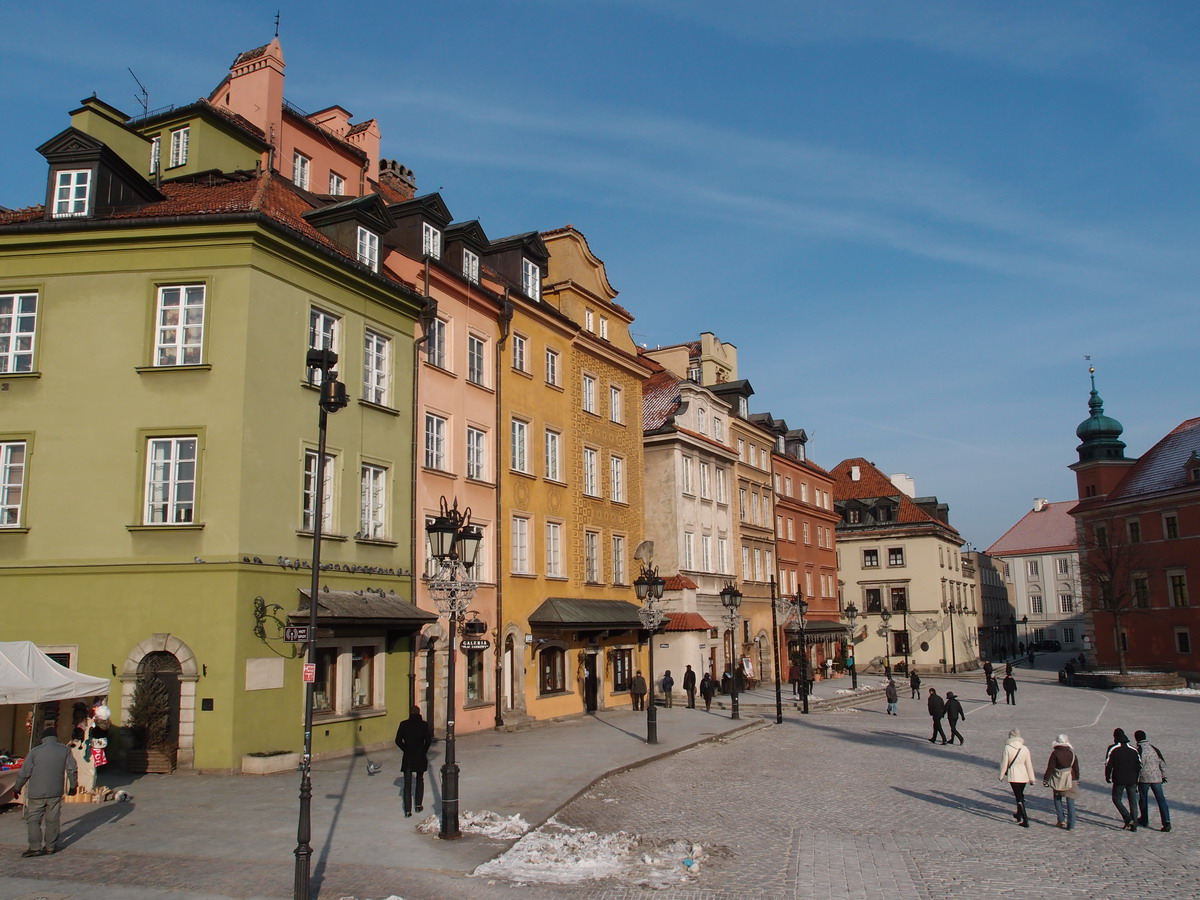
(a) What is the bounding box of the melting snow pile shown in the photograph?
[415,809,531,839]
[474,818,705,887]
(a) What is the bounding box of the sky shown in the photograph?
[3,1,1198,548]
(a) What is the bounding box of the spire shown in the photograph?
[1075,365,1126,463]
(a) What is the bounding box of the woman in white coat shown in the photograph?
[999,728,1036,827]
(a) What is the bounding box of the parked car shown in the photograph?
[1031,639,1062,652]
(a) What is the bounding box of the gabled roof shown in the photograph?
[642,369,683,431]
[388,192,452,227]
[832,458,962,537]
[986,501,1078,556]
[1104,417,1200,503]
[664,611,712,632]
[303,191,394,233]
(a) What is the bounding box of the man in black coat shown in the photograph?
[927,688,948,744]
[909,670,921,699]
[1003,673,1017,705]
[395,707,433,818]
[944,691,966,744]
[682,665,697,709]
[1105,728,1143,831]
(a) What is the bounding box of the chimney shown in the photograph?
[378,158,416,201]
[1033,498,1049,512]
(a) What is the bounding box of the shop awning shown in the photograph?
[0,641,111,705]
[294,588,437,629]
[528,598,644,631]
[785,620,851,644]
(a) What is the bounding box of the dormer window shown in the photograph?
[522,258,540,300]
[585,309,594,332]
[292,152,311,190]
[876,505,893,523]
[737,396,748,418]
[357,227,379,272]
[463,249,480,284]
[599,316,609,340]
[422,222,442,260]
[53,170,90,218]
[329,172,345,196]
[169,127,190,168]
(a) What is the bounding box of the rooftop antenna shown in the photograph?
[128,68,149,117]
[275,9,281,37]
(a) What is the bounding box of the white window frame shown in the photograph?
[699,463,711,499]
[308,308,340,384]
[522,258,540,300]
[585,309,594,332]
[144,436,197,525]
[544,429,561,482]
[511,516,530,574]
[610,385,623,423]
[467,334,486,386]
[545,521,563,578]
[682,457,694,495]
[1030,595,1044,615]
[701,535,713,572]
[717,537,729,574]
[610,455,625,503]
[1058,593,1075,614]
[1027,560,1040,577]
[714,417,724,441]
[424,413,448,471]
[510,418,530,473]
[425,318,447,369]
[1057,557,1071,575]
[169,126,190,168]
[359,463,387,540]
[584,531,600,583]
[154,284,206,366]
[512,334,528,372]
[0,292,38,374]
[545,348,560,386]
[599,316,609,340]
[329,172,345,195]
[293,151,311,189]
[303,448,335,533]
[462,249,480,284]
[53,170,90,218]
[0,441,27,527]
[716,468,728,504]
[363,329,390,406]
[149,135,160,174]
[583,448,599,496]
[357,227,379,272]
[467,427,487,481]
[612,534,626,584]
[684,532,696,570]
[422,222,442,259]
[582,374,597,414]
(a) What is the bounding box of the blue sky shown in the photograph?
[3,1,1198,547]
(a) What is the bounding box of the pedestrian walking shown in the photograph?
[999,728,1036,827]
[682,665,697,709]
[1134,730,1171,832]
[909,669,921,699]
[1063,659,1076,686]
[1105,728,1142,831]
[1077,652,1087,670]
[661,670,675,708]
[15,726,78,857]
[823,658,834,681]
[788,662,801,697]
[1005,661,1013,676]
[1042,734,1080,830]
[630,670,647,710]
[1003,673,1017,705]
[983,659,993,681]
[986,676,999,705]
[884,678,898,715]
[394,706,432,818]
[1028,649,1035,668]
[699,672,716,711]
[945,691,966,744]
[721,669,731,695]
[927,688,948,744]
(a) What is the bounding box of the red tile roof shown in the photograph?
[831,457,962,535]
[986,501,1078,555]
[663,574,698,591]
[643,369,682,430]
[664,611,712,632]
[1106,417,1200,503]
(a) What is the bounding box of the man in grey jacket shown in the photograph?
[14,727,78,857]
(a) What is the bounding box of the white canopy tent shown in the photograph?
[0,641,111,704]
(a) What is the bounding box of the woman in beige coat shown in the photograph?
[998,728,1036,827]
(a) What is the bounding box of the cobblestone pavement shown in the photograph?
[0,659,1195,899]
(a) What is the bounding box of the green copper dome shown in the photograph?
[1075,368,1126,462]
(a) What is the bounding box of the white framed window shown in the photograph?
[424,413,448,470]
[787,519,794,540]
[610,455,625,502]
[357,227,379,272]
[544,429,561,481]
[303,449,335,533]
[53,170,90,218]
[737,439,745,461]
[462,249,480,284]
[599,316,609,340]
[738,487,747,520]
[545,348,560,386]
[1058,593,1075,614]
[522,258,540,300]
[776,514,784,537]
[154,285,205,366]
[716,468,728,504]
[682,457,694,494]
[713,417,724,442]
[696,407,707,434]
[1169,570,1188,607]
[717,537,728,574]
[610,385,623,423]
[512,334,528,372]
[329,172,345,196]
[169,126,190,167]
[292,151,310,189]
[510,418,530,473]
[308,308,340,384]
[583,448,599,496]
[149,135,160,174]
[467,334,486,386]
[311,638,385,714]
[545,521,563,578]
[1030,595,1044,615]
[683,532,695,570]
[802,522,810,545]
[510,516,530,574]
[585,309,594,332]
[1056,557,1071,576]
[585,531,600,582]
[144,436,197,525]
[888,547,905,567]
[359,464,387,539]
[760,448,768,469]
[425,318,447,368]
[0,441,27,527]
[700,463,711,499]
[467,427,487,481]
[0,292,38,373]
[1027,560,1040,577]
[363,329,390,405]
[701,535,713,572]
[806,571,813,597]
[784,476,792,496]
[741,545,750,580]
[612,534,626,584]
[422,222,442,259]
[582,375,596,413]
[750,492,760,525]
[754,548,763,581]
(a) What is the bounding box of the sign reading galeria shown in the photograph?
[460,638,490,650]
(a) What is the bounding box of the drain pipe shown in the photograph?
[493,290,513,729]
[409,259,437,713]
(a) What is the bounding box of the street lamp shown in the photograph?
[633,563,667,744]
[769,577,783,724]
[425,496,483,840]
[880,608,893,675]
[1021,614,1030,654]
[946,600,964,673]
[294,348,348,900]
[719,582,743,720]
[843,602,859,689]
[794,596,810,714]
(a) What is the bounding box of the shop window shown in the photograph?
[466,648,485,701]
[351,646,374,709]
[539,647,565,694]
[612,649,632,692]
[313,647,338,712]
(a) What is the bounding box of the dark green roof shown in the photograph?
[529,598,644,629]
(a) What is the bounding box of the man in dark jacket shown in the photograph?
[927,688,948,744]
[1105,728,1142,831]
[982,659,993,681]
[661,670,675,708]
[682,665,697,709]
[944,692,966,744]
[395,707,433,818]
[909,670,921,699]
[15,727,78,856]
[1003,673,1017,705]
[630,671,647,710]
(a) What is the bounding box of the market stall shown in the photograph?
[0,642,111,804]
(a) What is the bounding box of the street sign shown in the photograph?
[284,626,310,643]
[302,663,316,683]
[460,638,490,650]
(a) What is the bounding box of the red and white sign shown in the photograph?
[302,663,316,683]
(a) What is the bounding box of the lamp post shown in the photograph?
[900,599,910,673]
[946,600,962,673]
[720,582,743,720]
[634,563,667,744]
[795,596,810,714]
[1009,615,1017,659]
[424,496,483,840]
[880,608,892,675]
[1021,614,1030,654]
[843,602,859,689]
[769,577,783,724]
[294,348,348,900]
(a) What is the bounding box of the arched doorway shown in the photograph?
[504,635,516,712]
[119,633,199,770]
[138,651,182,750]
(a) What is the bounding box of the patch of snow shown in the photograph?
[415,809,530,839]
[1114,686,1200,696]
[473,818,706,887]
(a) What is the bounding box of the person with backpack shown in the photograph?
[1135,730,1171,832]
[699,672,716,712]
[1042,734,1080,830]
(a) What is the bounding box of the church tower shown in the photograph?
[1069,366,1137,502]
